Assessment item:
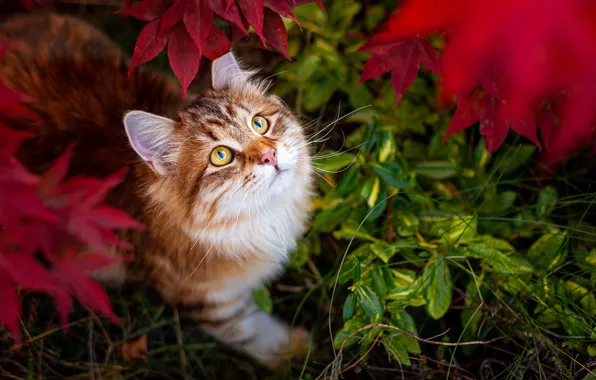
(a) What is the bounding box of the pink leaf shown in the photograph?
[0,253,59,294]
[416,39,439,73]
[208,0,248,34]
[263,8,291,60]
[183,0,214,51]
[53,261,120,326]
[265,0,300,26]
[168,24,201,98]
[90,206,146,230]
[238,0,266,46]
[389,42,420,106]
[37,143,75,199]
[202,26,231,60]
[359,51,400,83]
[510,110,541,149]
[159,0,188,34]
[443,94,481,143]
[129,19,171,76]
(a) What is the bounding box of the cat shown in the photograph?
[0,12,314,368]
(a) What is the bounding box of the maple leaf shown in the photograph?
[36,147,145,253]
[119,0,325,96]
[360,38,438,106]
[51,248,123,326]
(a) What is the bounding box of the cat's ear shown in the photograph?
[211,52,248,90]
[123,110,176,175]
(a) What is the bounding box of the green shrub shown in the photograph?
[274,1,596,377]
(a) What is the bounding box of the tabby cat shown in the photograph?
[0,12,314,368]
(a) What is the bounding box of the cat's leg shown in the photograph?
[181,290,312,368]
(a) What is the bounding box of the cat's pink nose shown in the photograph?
[261,148,277,166]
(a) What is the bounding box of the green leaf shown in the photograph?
[362,119,380,153]
[333,220,378,243]
[423,257,452,319]
[353,258,361,282]
[303,79,338,112]
[492,145,536,174]
[443,215,478,245]
[394,311,421,354]
[412,161,457,179]
[313,203,351,233]
[466,246,534,274]
[333,315,368,349]
[343,293,357,322]
[336,164,361,197]
[383,338,411,366]
[296,54,321,81]
[356,285,384,321]
[377,130,397,163]
[581,293,596,317]
[588,346,596,357]
[253,286,273,314]
[372,269,387,299]
[373,162,412,188]
[527,232,568,272]
[461,308,483,338]
[381,266,396,291]
[536,186,558,218]
[469,235,515,252]
[289,241,309,268]
[315,151,356,171]
[371,242,399,263]
[361,177,381,208]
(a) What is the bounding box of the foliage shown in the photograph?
[360,0,596,170]
[0,49,144,343]
[115,0,325,96]
[282,1,596,377]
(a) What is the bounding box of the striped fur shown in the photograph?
[0,12,314,368]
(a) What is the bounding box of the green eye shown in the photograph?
[251,115,269,135]
[210,146,234,166]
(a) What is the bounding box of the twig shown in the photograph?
[87,320,96,380]
[10,317,93,351]
[321,335,380,379]
[336,323,505,349]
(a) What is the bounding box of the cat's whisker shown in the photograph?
[305,102,343,143]
[264,69,290,81]
[298,166,334,188]
[306,141,367,162]
[304,104,372,150]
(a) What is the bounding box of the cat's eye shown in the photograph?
[251,115,269,135]
[210,146,234,166]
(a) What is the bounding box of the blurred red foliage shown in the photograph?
[0,45,144,343]
[360,0,596,169]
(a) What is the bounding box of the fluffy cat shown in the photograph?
[0,12,314,367]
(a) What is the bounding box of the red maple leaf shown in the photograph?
[360,38,438,106]
[36,146,145,253]
[51,249,127,326]
[117,0,325,96]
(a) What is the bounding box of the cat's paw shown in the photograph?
[265,327,313,370]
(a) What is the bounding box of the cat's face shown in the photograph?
[123,52,312,234]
